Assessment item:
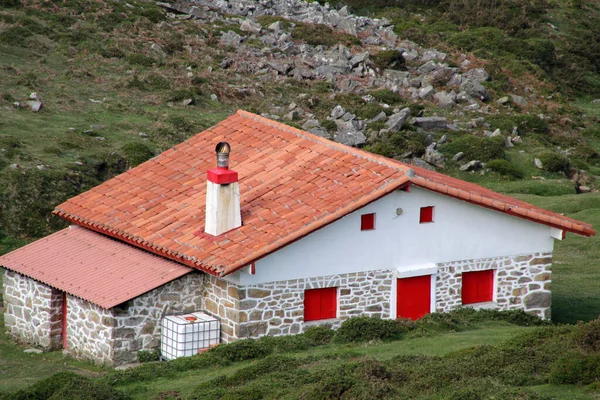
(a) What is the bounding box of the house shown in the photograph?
[1,110,595,366]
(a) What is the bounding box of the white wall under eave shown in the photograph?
[227,187,555,286]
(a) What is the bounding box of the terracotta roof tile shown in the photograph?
[0,226,191,308]
[53,110,594,277]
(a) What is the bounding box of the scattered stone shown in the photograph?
[182,98,193,106]
[413,116,447,131]
[592,99,600,104]
[578,185,592,193]
[267,61,291,75]
[463,68,489,83]
[334,130,366,147]
[452,152,465,162]
[368,111,387,124]
[385,108,410,132]
[115,363,139,370]
[220,31,243,47]
[459,160,483,172]
[504,136,514,148]
[496,96,510,105]
[423,143,446,168]
[417,60,437,75]
[150,43,166,57]
[138,132,149,138]
[24,348,43,354]
[438,135,448,145]
[411,158,436,171]
[534,158,543,169]
[433,91,456,108]
[419,85,435,100]
[284,110,299,121]
[510,94,528,107]
[268,21,285,31]
[27,101,42,112]
[220,58,233,69]
[331,105,346,119]
[349,52,369,67]
[240,19,262,34]
[210,94,218,101]
[29,92,39,100]
[302,119,321,130]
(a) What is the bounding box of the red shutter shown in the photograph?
[361,213,375,230]
[419,206,434,223]
[462,270,494,304]
[397,275,431,320]
[304,288,337,321]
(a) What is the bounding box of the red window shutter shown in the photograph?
[462,270,494,304]
[320,287,337,319]
[304,288,337,321]
[419,206,434,223]
[361,213,375,230]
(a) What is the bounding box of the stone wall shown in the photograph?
[65,296,115,365]
[112,273,204,364]
[204,275,240,343]
[2,269,63,349]
[436,252,552,319]
[231,269,394,339]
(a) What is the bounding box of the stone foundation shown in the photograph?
[204,275,240,343]
[65,296,115,365]
[436,252,552,319]
[2,269,63,349]
[113,273,204,364]
[230,269,394,339]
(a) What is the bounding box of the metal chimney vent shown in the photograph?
[216,142,231,168]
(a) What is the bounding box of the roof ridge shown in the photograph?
[236,110,412,174]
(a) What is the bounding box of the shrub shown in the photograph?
[573,319,600,353]
[167,115,195,133]
[303,325,335,345]
[258,334,312,352]
[168,88,201,103]
[208,339,272,362]
[121,142,154,167]
[369,89,405,105]
[292,22,360,47]
[127,54,157,67]
[137,350,160,363]
[320,119,337,132]
[333,316,400,343]
[371,50,406,70]
[486,159,524,179]
[440,135,505,162]
[365,130,428,158]
[539,152,570,173]
[548,352,600,385]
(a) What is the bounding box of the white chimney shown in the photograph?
[205,142,242,236]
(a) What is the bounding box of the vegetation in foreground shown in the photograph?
[3,309,600,399]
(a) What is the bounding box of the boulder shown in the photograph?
[460,80,489,101]
[419,85,435,100]
[459,160,483,172]
[220,31,243,47]
[534,158,543,169]
[413,116,447,131]
[433,91,456,108]
[331,105,346,119]
[385,108,411,132]
[240,19,262,34]
[334,130,366,147]
[463,68,489,83]
[349,52,369,67]
[411,158,436,171]
[511,94,528,107]
[423,143,446,168]
[27,101,42,112]
[452,152,465,162]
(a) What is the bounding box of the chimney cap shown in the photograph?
[216,142,231,154]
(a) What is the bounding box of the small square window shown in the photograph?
[419,206,434,223]
[361,213,375,230]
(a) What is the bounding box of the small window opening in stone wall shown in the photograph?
[361,213,375,231]
[462,270,494,304]
[304,287,337,322]
[419,206,434,223]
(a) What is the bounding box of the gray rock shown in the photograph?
[511,94,528,106]
[512,135,522,144]
[331,105,346,119]
[578,185,592,193]
[302,119,321,130]
[460,160,483,172]
[421,49,446,61]
[423,143,446,168]
[338,78,359,93]
[385,108,411,132]
[268,21,285,31]
[452,152,465,162]
[504,136,514,148]
[220,31,243,47]
[24,348,43,354]
[460,80,489,101]
[413,116,447,131]
[291,68,315,80]
[419,85,435,100]
[338,18,357,36]
[524,292,551,309]
[463,68,489,83]
[496,96,510,105]
[27,101,42,112]
[182,98,193,106]
[411,158,436,171]
[349,52,369,67]
[433,91,456,108]
[284,110,299,121]
[150,43,166,57]
[438,135,448,145]
[456,91,472,103]
[447,73,462,87]
[240,19,262,34]
[402,49,419,61]
[418,60,437,74]
[334,130,366,147]
[534,158,543,169]
[220,58,233,69]
[368,111,387,124]
[340,111,355,122]
[267,61,291,75]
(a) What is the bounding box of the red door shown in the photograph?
[62,292,68,349]
[396,275,431,320]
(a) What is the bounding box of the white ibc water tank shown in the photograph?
[160,312,220,360]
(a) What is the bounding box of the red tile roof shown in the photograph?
[0,226,191,308]
[53,110,595,277]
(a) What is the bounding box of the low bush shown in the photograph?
[3,371,130,400]
[365,130,428,158]
[539,152,570,173]
[121,143,154,167]
[371,50,406,70]
[303,325,335,345]
[333,316,400,343]
[486,159,524,179]
[548,352,600,385]
[369,89,405,105]
[573,319,600,353]
[320,119,337,132]
[292,22,360,47]
[440,135,505,162]
[207,338,272,362]
[137,350,160,363]
[258,334,312,353]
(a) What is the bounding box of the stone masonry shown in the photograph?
[436,252,553,319]
[66,296,115,365]
[230,269,394,339]
[2,269,63,349]
[204,274,240,343]
[113,273,204,364]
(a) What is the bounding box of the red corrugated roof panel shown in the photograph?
[0,226,191,309]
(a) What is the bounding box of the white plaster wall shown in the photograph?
[232,187,555,285]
